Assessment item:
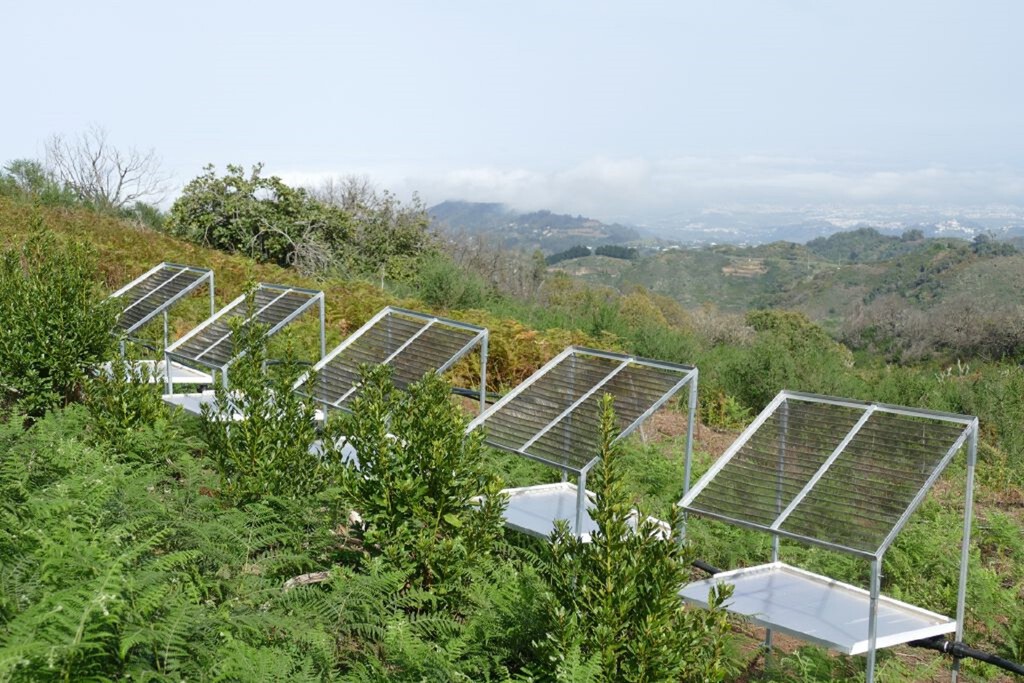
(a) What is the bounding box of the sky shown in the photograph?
[3,0,1023,222]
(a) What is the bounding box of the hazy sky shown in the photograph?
[4,1,1022,221]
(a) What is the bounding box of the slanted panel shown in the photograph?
[475,348,695,474]
[312,314,425,406]
[113,264,210,333]
[780,411,967,553]
[387,323,479,388]
[688,398,863,528]
[524,360,689,471]
[168,284,320,370]
[483,354,619,471]
[682,391,974,556]
[305,309,483,410]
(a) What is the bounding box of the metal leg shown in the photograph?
[318,297,326,359]
[162,310,169,352]
[952,424,978,682]
[209,273,216,318]
[682,370,698,500]
[479,332,488,415]
[767,400,788,652]
[164,353,172,395]
[866,557,881,683]
[680,372,698,545]
[576,470,588,538]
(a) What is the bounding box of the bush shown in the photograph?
[200,317,331,502]
[0,224,117,419]
[537,395,737,682]
[0,159,78,207]
[84,350,185,459]
[333,365,507,611]
[416,253,488,309]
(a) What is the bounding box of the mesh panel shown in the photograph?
[170,285,319,368]
[689,399,863,527]
[781,411,966,552]
[307,310,482,408]
[684,394,972,555]
[479,349,693,473]
[114,265,208,332]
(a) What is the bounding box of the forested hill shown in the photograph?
[554,226,1024,358]
[428,200,641,253]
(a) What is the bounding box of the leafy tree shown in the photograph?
[537,395,737,682]
[311,176,437,282]
[0,224,117,419]
[594,244,638,260]
[333,365,507,611]
[168,163,352,271]
[0,159,78,206]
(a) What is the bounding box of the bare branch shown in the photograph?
[45,125,169,210]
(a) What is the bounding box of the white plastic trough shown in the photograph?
[680,562,956,655]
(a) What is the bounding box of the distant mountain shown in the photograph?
[638,206,1024,246]
[429,200,643,254]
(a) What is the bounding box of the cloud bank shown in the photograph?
[279,156,1024,224]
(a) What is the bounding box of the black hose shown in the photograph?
[692,559,722,576]
[910,636,1024,676]
[451,386,502,403]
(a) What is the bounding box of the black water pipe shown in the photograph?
[692,559,722,576]
[909,636,1024,677]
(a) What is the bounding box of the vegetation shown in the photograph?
[547,245,592,264]
[593,244,638,260]
[0,225,117,419]
[537,395,736,682]
[4,169,1024,680]
[167,165,436,281]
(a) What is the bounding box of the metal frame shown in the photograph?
[163,283,326,393]
[293,306,488,416]
[679,389,979,683]
[108,262,215,353]
[470,346,699,536]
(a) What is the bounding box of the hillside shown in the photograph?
[4,198,1024,682]
[429,200,642,253]
[557,228,1023,331]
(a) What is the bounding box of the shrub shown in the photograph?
[83,350,194,461]
[417,253,487,309]
[200,317,330,502]
[537,395,737,682]
[333,365,507,611]
[0,223,117,419]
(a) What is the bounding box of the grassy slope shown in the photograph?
[0,198,602,391]
[3,198,1022,681]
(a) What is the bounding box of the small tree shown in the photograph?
[199,313,328,502]
[332,365,506,611]
[0,224,117,419]
[0,159,77,206]
[310,175,436,281]
[538,395,736,682]
[45,125,168,210]
[168,163,351,273]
